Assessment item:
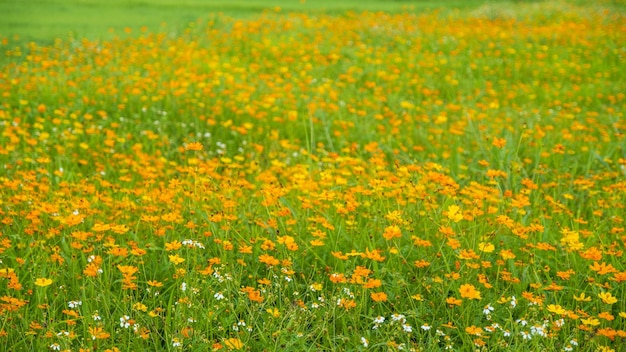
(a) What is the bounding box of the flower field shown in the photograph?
[0,3,625,351]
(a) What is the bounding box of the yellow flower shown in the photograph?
[446,205,463,222]
[478,242,495,253]
[598,292,618,305]
[547,304,566,315]
[34,278,53,287]
[581,317,600,326]
[573,292,592,302]
[168,255,185,265]
[266,307,280,318]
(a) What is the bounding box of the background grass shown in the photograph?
[2,0,533,45]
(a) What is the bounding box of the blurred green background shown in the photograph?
[1,0,623,45]
[1,0,514,44]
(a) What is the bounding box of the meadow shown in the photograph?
[0,0,625,351]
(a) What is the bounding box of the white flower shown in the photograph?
[483,304,494,315]
[214,292,224,300]
[391,313,406,323]
[361,337,369,347]
[180,282,187,292]
[421,324,431,331]
[120,315,131,328]
[402,324,413,333]
[521,331,531,340]
[68,300,82,308]
[373,316,385,324]
[570,339,578,346]
[50,344,61,351]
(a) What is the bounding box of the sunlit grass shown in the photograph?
[0,2,625,351]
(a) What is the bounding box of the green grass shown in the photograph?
[3,0,518,44]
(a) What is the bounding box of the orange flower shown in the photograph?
[258,254,280,266]
[185,142,203,151]
[88,326,110,340]
[465,325,482,335]
[382,225,402,240]
[459,284,481,300]
[370,292,388,302]
[446,297,462,306]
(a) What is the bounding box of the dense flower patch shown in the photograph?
[0,5,625,351]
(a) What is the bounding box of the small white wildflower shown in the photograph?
[214,292,224,300]
[361,337,369,347]
[483,304,494,315]
[50,344,61,351]
[373,316,385,324]
[521,331,531,340]
[120,315,131,329]
[570,339,578,346]
[391,314,406,323]
[421,324,431,331]
[402,324,413,333]
[180,282,187,292]
[68,300,82,308]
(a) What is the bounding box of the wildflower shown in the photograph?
[483,304,494,315]
[370,292,387,302]
[120,315,131,328]
[214,292,224,300]
[573,292,592,302]
[68,300,82,308]
[360,337,368,347]
[598,291,618,304]
[459,284,481,300]
[391,314,406,323]
[521,331,531,340]
[547,304,566,315]
[89,326,110,340]
[373,316,385,324]
[446,297,462,306]
[169,255,185,265]
[185,142,203,151]
[50,344,61,351]
[223,337,243,350]
[421,324,431,331]
[382,225,402,240]
[34,278,53,287]
[446,205,463,222]
[402,324,413,333]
